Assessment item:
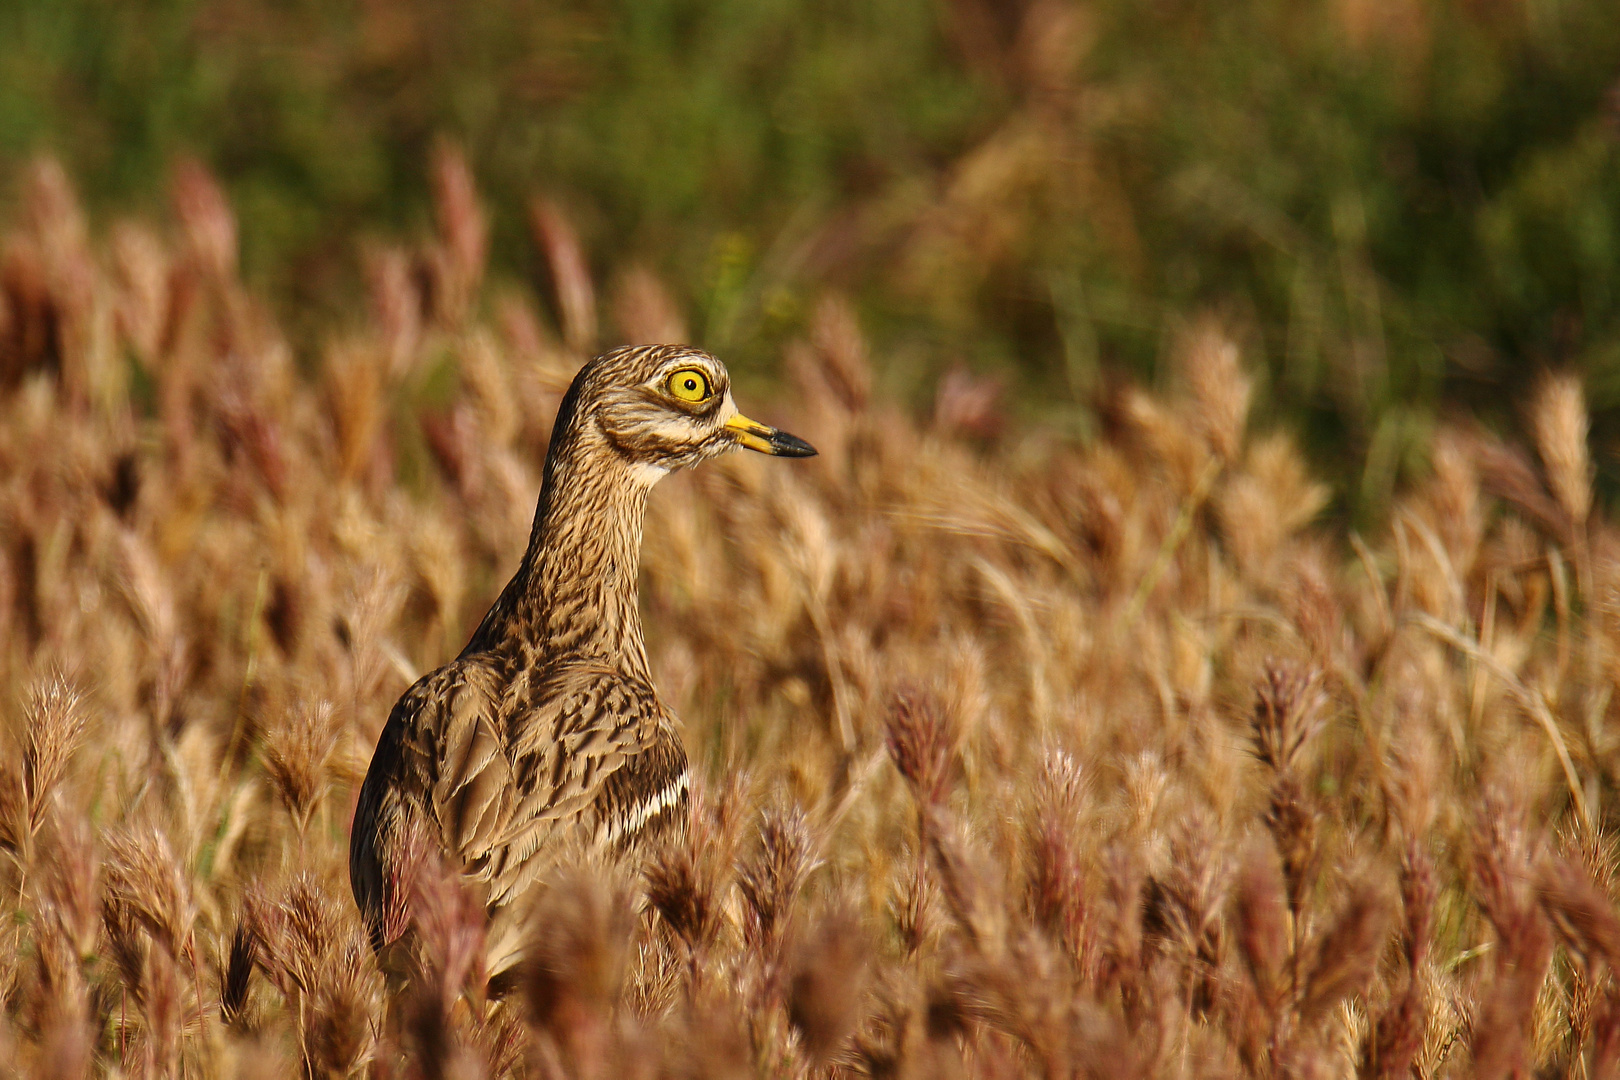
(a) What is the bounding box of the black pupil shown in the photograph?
[684,378,697,391]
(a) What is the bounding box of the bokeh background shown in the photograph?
[3,0,1620,516]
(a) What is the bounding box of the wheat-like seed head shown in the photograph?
[1530,371,1592,532]
[0,153,1615,1077]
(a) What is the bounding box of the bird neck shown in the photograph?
[466,413,659,680]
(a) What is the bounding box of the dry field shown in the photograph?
[2,151,1620,1079]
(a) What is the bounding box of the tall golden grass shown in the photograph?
[1,149,1619,1078]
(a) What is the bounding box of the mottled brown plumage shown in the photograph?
[349,344,814,974]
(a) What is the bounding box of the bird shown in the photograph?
[349,343,816,976]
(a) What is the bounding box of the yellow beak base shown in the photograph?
[725,414,817,457]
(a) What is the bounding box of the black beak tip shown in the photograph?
[771,430,818,458]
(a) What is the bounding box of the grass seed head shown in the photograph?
[736,799,819,961]
[645,782,738,962]
[260,699,338,835]
[220,920,256,1027]
[787,903,871,1066]
[1299,882,1394,1022]
[1249,660,1328,775]
[1529,371,1592,532]
[521,866,635,1056]
[1,149,1620,1078]
[304,938,379,1079]
[21,673,86,839]
[1233,840,1289,1010]
[410,852,489,1010]
[39,811,100,961]
[1539,855,1620,976]
[1026,832,1087,951]
[102,826,195,960]
[1180,316,1251,463]
[430,140,487,327]
[809,293,872,414]
[885,684,958,811]
[613,264,688,346]
[528,197,596,353]
[172,158,237,279]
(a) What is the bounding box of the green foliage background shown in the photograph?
[3,0,1619,514]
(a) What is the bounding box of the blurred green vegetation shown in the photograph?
[2,0,1619,513]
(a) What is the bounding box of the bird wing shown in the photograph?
[420,661,668,905]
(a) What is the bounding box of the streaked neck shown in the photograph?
[464,419,658,679]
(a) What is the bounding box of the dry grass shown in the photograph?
[2,149,1620,1079]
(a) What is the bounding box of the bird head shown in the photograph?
[571,344,816,478]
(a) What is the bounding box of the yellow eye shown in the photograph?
[666,367,711,403]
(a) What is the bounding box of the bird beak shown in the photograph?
[725,413,818,457]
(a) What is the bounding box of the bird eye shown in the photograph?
[666,367,711,403]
